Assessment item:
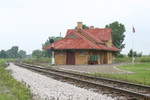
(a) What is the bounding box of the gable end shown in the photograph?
[65,33,80,39]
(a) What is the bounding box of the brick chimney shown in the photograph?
[90,26,94,29]
[77,22,82,29]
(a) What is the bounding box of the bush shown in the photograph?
[24,58,33,64]
[115,57,150,63]
[0,59,6,66]
[0,67,32,100]
[115,57,132,63]
[116,54,126,58]
[23,57,51,64]
[136,57,150,63]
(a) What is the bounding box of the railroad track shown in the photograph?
[14,63,150,100]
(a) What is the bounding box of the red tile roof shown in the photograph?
[83,28,112,41]
[44,28,120,51]
[44,38,100,50]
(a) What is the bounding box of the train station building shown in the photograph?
[44,22,120,65]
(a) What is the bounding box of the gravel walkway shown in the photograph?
[54,63,134,74]
[6,63,115,100]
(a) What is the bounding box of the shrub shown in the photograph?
[0,59,6,66]
[115,57,150,63]
[137,57,150,63]
[115,57,132,63]
[0,67,32,100]
[24,58,33,64]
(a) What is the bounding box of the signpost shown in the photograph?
[50,39,55,66]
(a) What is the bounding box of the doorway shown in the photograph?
[66,50,75,65]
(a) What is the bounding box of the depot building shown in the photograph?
[44,22,120,65]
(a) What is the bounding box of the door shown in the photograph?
[66,50,75,65]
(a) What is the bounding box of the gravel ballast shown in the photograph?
[6,63,115,100]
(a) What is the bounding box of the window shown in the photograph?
[58,50,63,55]
[79,50,83,55]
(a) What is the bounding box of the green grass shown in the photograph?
[0,59,32,100]
[117,63,150,85]
[88,63,150,85]
[115,57,150,63]
[0,59,6,66]
[23,57,51,64]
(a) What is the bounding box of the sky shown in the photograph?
[0,0,150,55]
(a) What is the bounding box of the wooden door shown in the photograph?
[66,50,75,65]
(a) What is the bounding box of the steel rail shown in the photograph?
[15,63,150,100]
[19,63,150,89]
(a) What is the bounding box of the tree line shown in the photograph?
[0,46,26,58]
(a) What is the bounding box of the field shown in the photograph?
[0,59,32,100]
[91,63,150,85]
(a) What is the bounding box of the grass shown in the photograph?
[115,56,150,63]
[88,63,150,85]
[23,57,52,66]
[0,59,32,100]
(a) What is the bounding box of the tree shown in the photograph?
[117,53,126,58]
[6,49,13,58]
[32,50,43,58]
[6,46,19,58]
[42,36,63,58]
[0,50,7,58]
[10,46,19,58]
[128,49,132,57]
[42,50,51,57]
[0,46,28,58]
[105,21,126,50]
[18,50,26,58]
[42,36,63,49]
[26,54,32,58]
[75,24,90,29]
[136,52,142,57]
[128,49,137,57]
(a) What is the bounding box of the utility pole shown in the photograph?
[60,32,61,37]
[132,26,135,66]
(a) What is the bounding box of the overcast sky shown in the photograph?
[0,0,150,55]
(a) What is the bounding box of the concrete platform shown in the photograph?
[53,63,134,74]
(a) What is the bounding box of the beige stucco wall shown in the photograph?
[54,50,114,65]
[54,50,66,65]
[106,51,113,64]
[75,50,89,65]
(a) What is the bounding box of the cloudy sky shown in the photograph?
[0,0,150,55]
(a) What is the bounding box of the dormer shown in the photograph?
[104,34,112,48]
